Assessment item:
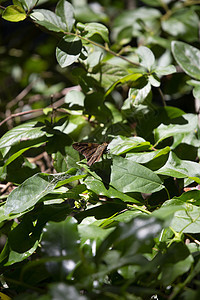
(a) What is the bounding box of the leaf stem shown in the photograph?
[63,31,140,67]
[127,204,151,215]
[158,87,166,106]
[164,187,170,199]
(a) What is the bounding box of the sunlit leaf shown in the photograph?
[110,156,164,193]
[5,171,85,215]
[162,9,199,42]
[137,46,155,71]
[172,41,200,80]
[56,0,75,32]
[156,152,200,184]
[154,114,198,145]
[30,9,67,32]
[2,5,26,22]
[56,35,82,67]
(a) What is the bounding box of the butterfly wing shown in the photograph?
[87,143,108,166]
[72,142,108,166]
[72,143,99,162]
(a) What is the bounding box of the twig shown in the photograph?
[0,182,13,194]
[6,81,36,109]
[158,87,166,106]
[0,109,42,127]
[0,85,81,127]
[64,31,140,67]
[185,233,200,246]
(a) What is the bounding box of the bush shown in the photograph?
[1,0,200,299]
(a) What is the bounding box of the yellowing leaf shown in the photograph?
[2,5,26,22]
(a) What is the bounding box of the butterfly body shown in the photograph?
[72,142,108,166]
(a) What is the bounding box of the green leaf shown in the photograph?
[154,113,198,145]
[53,115,89,139]
[2,5,26,22]
[126,146,170,164]
[53,145,80,172]
[4,173,58,215]
[159,243,193,286]
[113,7,161,39]
[0,205,23,224]
[55,0,75,32]
[20,0,37,10]
[96,215,163,261]
[12,0,23,8]
[102,209,143,225]
[2,141,44,171]
[167,202,200,233]
[127,146,170,171]
[162,9,199,42]
[0,239,39,266]
[172,130,200,150]
[136,46,155,71]
[78,220,113,245]
[41,218,80,278]
[55,170,86,188]
[193,85,200,99]
[187,79,200,99]
[75,202,128,224]
[110,156,164,193]
[0,121,51,154]
[42,218,79,258]
[126,82,152,105]
[65,90,85,108]
[108,135,151,155]
[105,73,143,97]
[30,9,67,32]
[148,74,160,87]
[82,49,103,68]
[156,152,200,184]
[56,35,82,68]
[152,202,185,221]
[5,171,85,215]
[84,176,141,204]
[91,63,129,91]
[172,41,200,80]
[155,65,176,76]
[175,190,200,206]
[81,22,109,43]
[84,92,112,122]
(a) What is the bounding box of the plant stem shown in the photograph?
[159,0,169,12]
[127,204,151,214]
[158,87,166,106]
[64,31,139,67]
[165,187,170,200]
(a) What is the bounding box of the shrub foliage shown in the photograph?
[1,0,200,299]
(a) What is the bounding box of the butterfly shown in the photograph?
[72,142,108,166]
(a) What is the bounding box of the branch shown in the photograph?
[0,109,42,127]
[6,81,36,109]
[0,107,70,127]
[1,86,81,127]
[64,31,140,67]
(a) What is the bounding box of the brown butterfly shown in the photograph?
[72,142,108,166]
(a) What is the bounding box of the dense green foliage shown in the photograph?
[1,0,200,299]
